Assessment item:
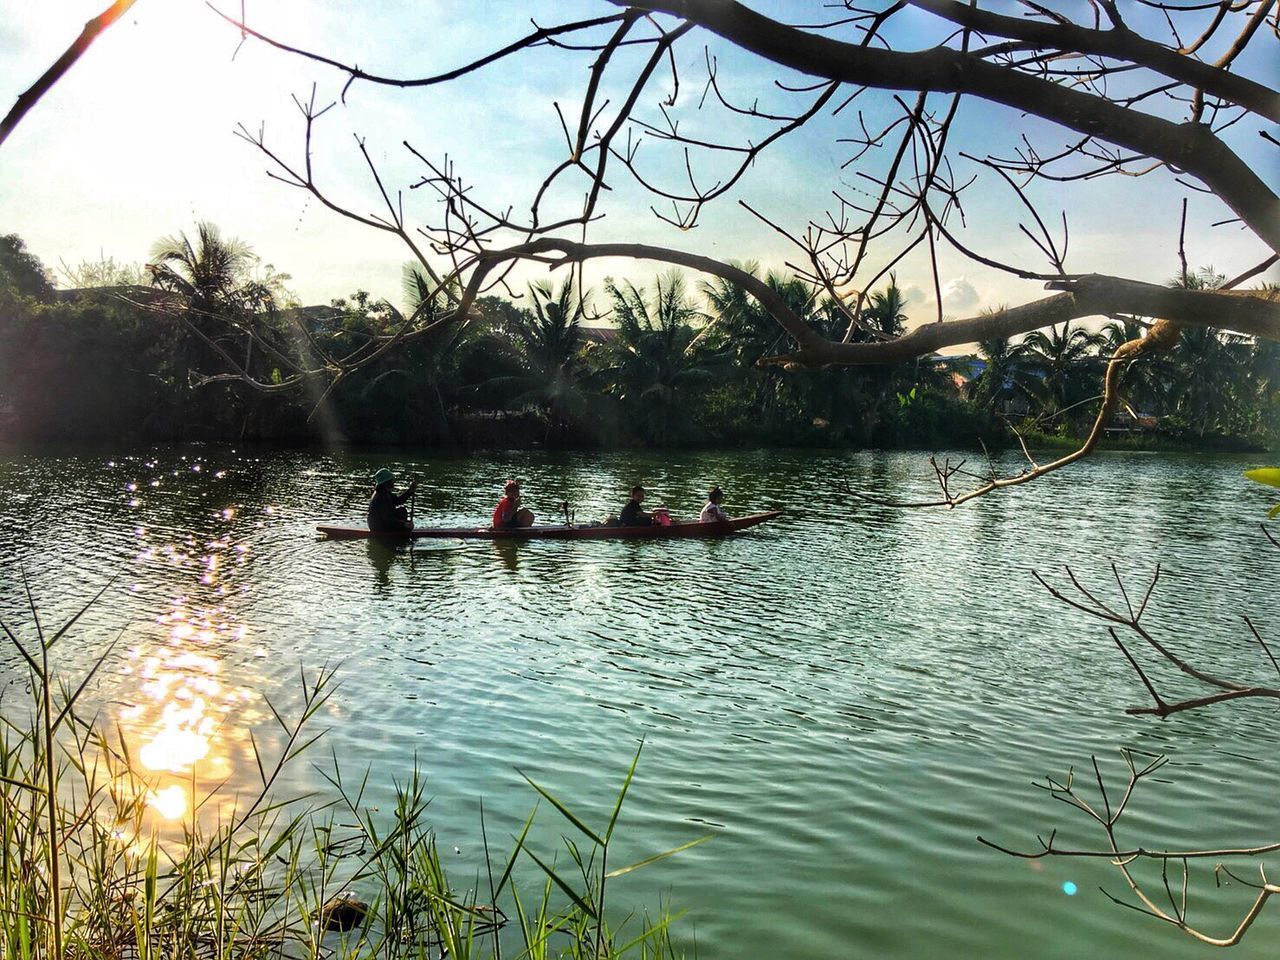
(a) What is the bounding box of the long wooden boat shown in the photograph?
[317,510,782,541]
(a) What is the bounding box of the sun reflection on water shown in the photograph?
[146,784,187,820]
[116,509,258,825]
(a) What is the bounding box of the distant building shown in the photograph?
[54,284,163,304]
[1106,410,1160,433]
[931,353,981,394]
[579,326,620,345]
[945,355,987,384]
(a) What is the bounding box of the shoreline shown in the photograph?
[1,435,1271,458]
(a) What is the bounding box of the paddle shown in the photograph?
[408,473,418,527]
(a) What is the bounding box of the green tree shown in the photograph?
[969,333,1035,413]
[321,268,479,444]
[469,279,594,442]
[861,275,908,338]
[700,266,826,437]
[787,296,879,441]
[1019,322,1104,421]
[603,271,724,444]
[0,233,53,301]
[853,276,918,410]
[149,222,282,379]
[1161,267,1255,439]
[0,293,168,440]
[150,222,264,314]
[1099,317,1175,419]
[148,222,288,436]
[1166,326,1252,438]
[701,262,798,366]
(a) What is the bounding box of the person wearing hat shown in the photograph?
[699,486,730,523]
[367,468,418,532]
[492,479,535,529]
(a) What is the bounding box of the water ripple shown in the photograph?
[1,445,1278,957]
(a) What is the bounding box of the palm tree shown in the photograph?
[860,274,909,338]
[1162,265,1252,437]
[701,263,778,360]
[793,296,880,437]
[1244,320,1280,437]
[469,278,593,440]
[515,279,586,380]
[1019,321,1105,419]
[700,261,796,366]
[701,266,822,432]
[148,222,281,432]
[149,222,283,363]
[602,270,725,444]
[1099,317,1146,355]
[1098,317,1174,418]
[1166,324,1251,437]
[1171,265,1227,292]
[968,333,1036,413]
[348,264,474,442]
[853,275,913,405]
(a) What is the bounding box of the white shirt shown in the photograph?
[699,502,729,523]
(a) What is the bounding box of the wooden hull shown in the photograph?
[317,511,782,541]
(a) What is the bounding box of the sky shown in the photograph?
[1,1,1276,330]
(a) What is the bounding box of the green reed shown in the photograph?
[0,579,704,959]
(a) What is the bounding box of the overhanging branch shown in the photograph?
[906,0,1280,122]
[617,0,1280,253]
[451,239,1280,368]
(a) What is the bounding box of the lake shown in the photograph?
[1,444,1278,958]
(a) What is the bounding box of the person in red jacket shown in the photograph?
[492,479,535,529]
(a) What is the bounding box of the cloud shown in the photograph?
[902,284,927,306]
[941,277,980,311]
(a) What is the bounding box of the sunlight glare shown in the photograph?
[146,785,187,821]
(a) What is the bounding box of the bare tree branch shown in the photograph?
[981,532,1280,945]
[0,0,139,149]
[617,0,1280,252]
[906,0,1280,121]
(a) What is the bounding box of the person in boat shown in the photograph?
[699,486,730,523]
[367,468,417,533]
[618,485,655,527]
[492,479,535,529]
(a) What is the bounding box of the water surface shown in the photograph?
[1,445,1278,958]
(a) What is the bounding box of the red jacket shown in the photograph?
[492,496,516,528]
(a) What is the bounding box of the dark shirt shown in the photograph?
[367,486,412,532]
[619,500,653,527]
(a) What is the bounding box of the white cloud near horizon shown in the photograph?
[941,277,980,312]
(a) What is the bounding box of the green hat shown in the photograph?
[372,468,395,487]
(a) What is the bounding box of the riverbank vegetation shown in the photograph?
[0,232,1275,452]
[0,585,695,959]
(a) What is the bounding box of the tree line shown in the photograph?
[0,227,1275,450]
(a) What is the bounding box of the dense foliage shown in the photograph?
[0,230,1274,449]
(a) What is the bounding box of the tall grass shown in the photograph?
[0,581,704,958]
